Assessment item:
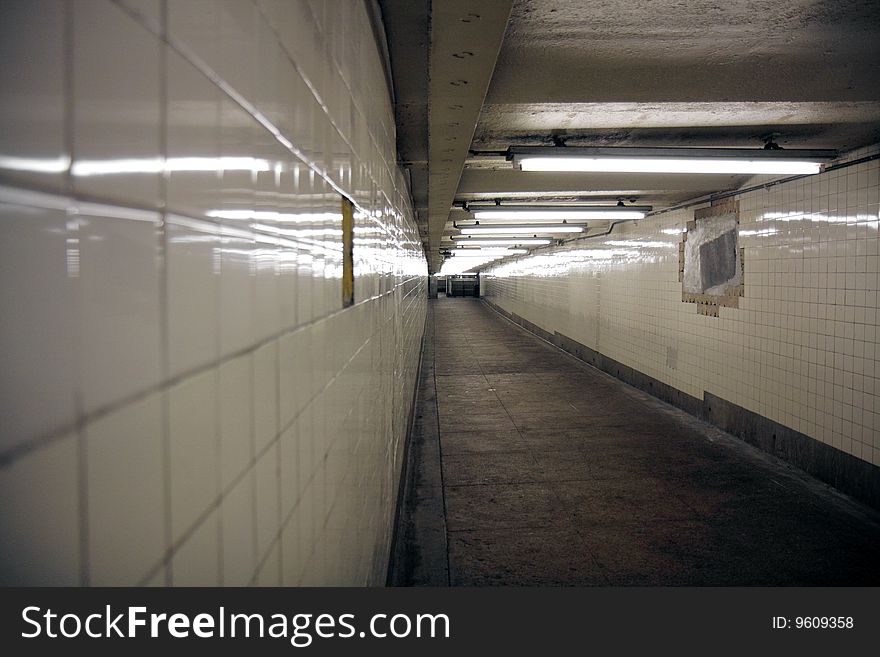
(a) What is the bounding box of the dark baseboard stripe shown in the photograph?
[483,298,880,511]
[704,392,880,510]
[386,307,429,585]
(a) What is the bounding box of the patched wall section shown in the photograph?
[680,199,744,317]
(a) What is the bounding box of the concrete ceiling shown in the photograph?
[379,0,880,272]
[376,0,430,250]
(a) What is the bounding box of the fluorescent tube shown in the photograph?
[450,238,551,246]
[507,146,836,176]
[519,157,821,175]
[460,223,585,234]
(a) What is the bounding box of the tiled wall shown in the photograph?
[0,0,427,585]
[483,145,880,472]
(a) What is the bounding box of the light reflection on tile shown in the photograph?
[72,0,161,207]
[0,0,426,588]
[0,0,67,191]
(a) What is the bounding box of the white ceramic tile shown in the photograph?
[255,542,281,586]
[253,15,285,135]
[258,0,322,117]
[255,442,280,562]
[271,33,319,169]
[72,0,161,207]
[279,329,310,428]
[172,509,220,586]
[221,470,256,586]
[116,0,161,30]
[0,0,66,191]
[278,424,298,518]
[292,488,314,585]
[0,200,77,448]
[143,565,167,586]
[253,340,279,454]
[0,0,428,589]
[167,0,221,71]
[77,207,162,412]
[166,214,220,377]
[0,434,80,585]
[276,222,300,332]
[253,230,281,342]
[172,0,258,108]
[297,407,316,504]
[263,1,325,161]
[310,318,330,396]
[86,393,164,585]
[215,98,257,223]
[166,47,222,221]
[297,482,322,587]
[219,222,255,356]
[217,0,259,100]
[218,354,253,488]
[169,370,219,542]
[280,510,302,585]
[296,233,316,326]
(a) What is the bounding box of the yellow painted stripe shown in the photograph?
[341,196,354,307]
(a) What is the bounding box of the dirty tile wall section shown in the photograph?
[0,0,427,585]
[483,144,880,471]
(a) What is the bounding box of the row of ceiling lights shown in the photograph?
[438,145,837,274]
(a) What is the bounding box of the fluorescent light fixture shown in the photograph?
[453,247,528,255]
[508,146,837,175]
[450,237,551,246]
[471,205,651,221]
[459,223,585,235]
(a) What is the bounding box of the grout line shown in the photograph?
[249,349,259,584]
[0,276,421,468]
[214,366,224,586]
[64,0,92,590]
[62,0,75,198]
[207,4,224,583]
[76,420,89,586]
[157,0,172,587]
[159,347,172,582]
[428,305,452,586]
[274,340,283,584]
[275,443,283,584]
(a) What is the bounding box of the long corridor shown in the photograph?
[390,297,880,586]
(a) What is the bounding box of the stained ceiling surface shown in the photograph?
[379,0,880,272]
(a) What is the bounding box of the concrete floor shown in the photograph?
[389,297,880,586]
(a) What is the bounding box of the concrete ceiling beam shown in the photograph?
[426,0,514,273]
